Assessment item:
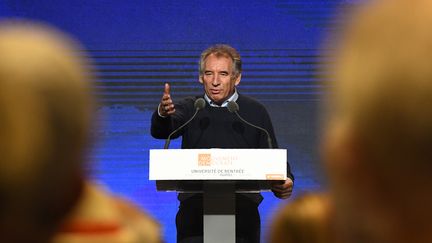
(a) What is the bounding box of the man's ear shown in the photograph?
[199,75,204,84]
[235,74,241,86]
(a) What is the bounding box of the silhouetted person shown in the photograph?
[267,193,334,243]
[322,0,432,242]
[0,20,161,243]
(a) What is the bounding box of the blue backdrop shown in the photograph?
[0,1,351,242]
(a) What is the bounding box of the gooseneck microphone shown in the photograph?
[227,101,273,148]
[164,98,206,149]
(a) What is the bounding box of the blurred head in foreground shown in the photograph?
[322,0,432,242]
[0,20,94,242]
[268,193,333,243]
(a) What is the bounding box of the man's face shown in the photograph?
[200,53,241,104]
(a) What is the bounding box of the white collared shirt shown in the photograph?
[204,89,239,107]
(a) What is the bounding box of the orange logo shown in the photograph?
[266,174,284,180]
[198,153,211,166]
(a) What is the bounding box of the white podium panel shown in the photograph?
[149,149,286,180]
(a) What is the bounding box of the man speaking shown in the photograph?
[151,44,294,243]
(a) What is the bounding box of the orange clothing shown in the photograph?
[52,183,161,243]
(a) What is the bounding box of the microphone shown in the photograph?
[227,101,273,148]
[164,98,206,149]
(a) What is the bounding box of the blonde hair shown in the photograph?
[327,0,432,170]
[322,2,432,242]
[0,20,95,237]
[268,193,332,243]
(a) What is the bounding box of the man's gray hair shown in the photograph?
[199,44,242,79]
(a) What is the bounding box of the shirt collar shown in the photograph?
[204,89,239,107]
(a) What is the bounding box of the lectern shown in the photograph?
[149,149,287,243]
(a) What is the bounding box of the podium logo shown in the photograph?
[198,153,211,166]
[266,174,284,180]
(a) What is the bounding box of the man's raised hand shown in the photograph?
[158,83,176,117]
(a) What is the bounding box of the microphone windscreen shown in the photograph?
[227,101,239,113]
[194,98,206,110]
